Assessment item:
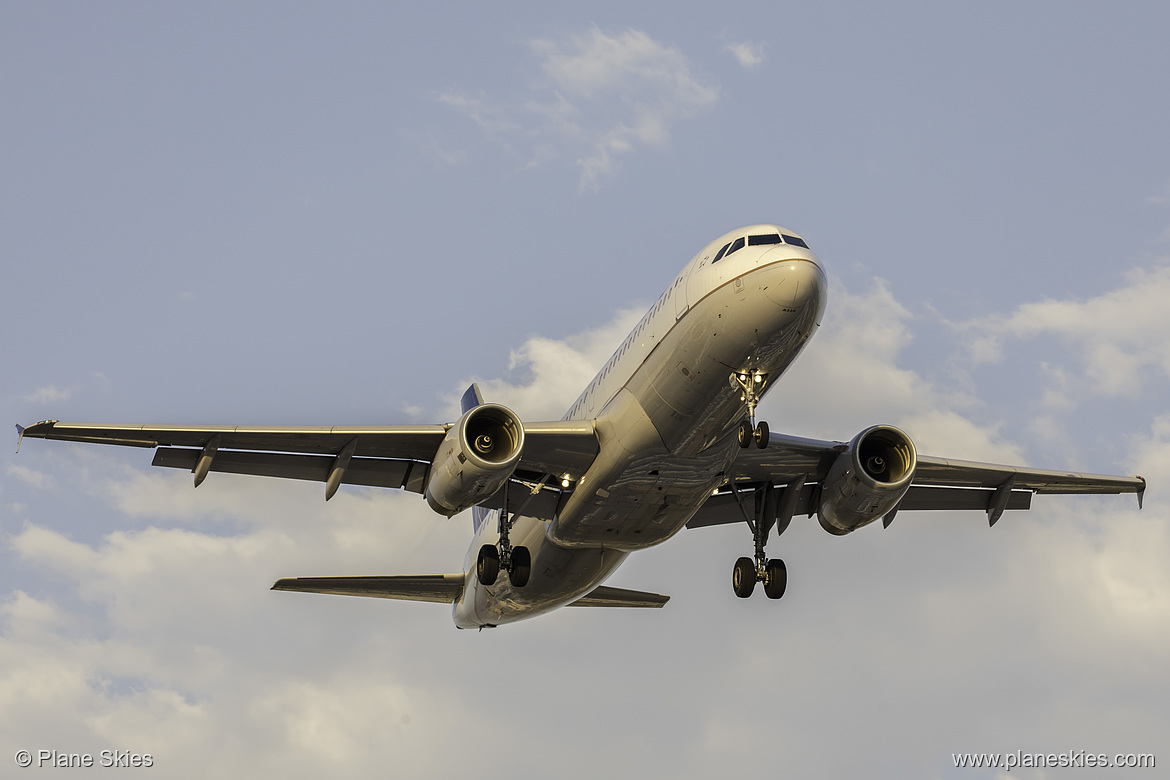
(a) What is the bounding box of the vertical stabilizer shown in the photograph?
[462,383,493,533]
[460,383,485,414]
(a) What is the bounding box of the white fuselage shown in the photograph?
[453,225,828,628]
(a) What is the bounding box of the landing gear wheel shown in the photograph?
[476,544,500,586]
[508,546,531,588]
[754,420,769,449]
[732,556,757,598]
[763,558,787,599]
[737,419,753,449]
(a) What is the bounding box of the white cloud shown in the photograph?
[434,91,519,138]
[438,27,718,190]
[957,263,1170,398]
[725,42,764,69]
[5,464,54,491]
[21,384,74,404]
[532,28,716,106]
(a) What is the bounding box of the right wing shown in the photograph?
[16,419,599,516]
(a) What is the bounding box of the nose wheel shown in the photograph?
[732,371,769,449]
[737,418,769,449]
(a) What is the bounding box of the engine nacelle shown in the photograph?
[425,404,525,517]
[818,425,916,535]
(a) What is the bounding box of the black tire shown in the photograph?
[763,558,787,599]
[754,420,769,449]
[732,556,756,598]
[509,546,532,588]
[476,544,500,586]
[737,420,753,448]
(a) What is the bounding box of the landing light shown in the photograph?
[561,474,571,488]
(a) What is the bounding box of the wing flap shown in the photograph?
[271,574,464,603]
[567,585,669,608]
[152,447,428,493]
[686,484,1033,528]
[150,447,570,515]
[687,483,819,529]
[897,485,1032,512]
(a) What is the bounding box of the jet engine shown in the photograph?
[425,404,525,517]
[817,425,916,535]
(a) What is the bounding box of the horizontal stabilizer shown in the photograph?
[272,574,464,604]
[567,585,669,608]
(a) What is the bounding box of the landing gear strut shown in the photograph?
[475,481,531,588]
[732,371,769,449]
[727,479,803,600]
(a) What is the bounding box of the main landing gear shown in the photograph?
[732,371,769,449]
[728,478,805,600]
[475,485,531,588]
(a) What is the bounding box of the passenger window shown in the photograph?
[726,237,745,257]
[712,243,731,263]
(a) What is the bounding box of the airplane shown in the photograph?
[17,224,1146,629]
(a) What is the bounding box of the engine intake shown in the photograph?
[818,425,916,535]
[425,404,525,516]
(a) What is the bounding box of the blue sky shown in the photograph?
[2,3,1169,777]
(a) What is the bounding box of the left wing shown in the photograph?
[15,419,598,513]
[688,431,1145,529]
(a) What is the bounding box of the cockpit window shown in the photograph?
[781,234,809,249]
[748,234,783,246]
[725,236,746,257]
[712,242,731,263]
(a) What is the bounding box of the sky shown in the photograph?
[2,2,1169,777]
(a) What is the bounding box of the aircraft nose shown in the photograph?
[762,257,825,311]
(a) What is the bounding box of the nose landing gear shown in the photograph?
[732,371,769,449]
